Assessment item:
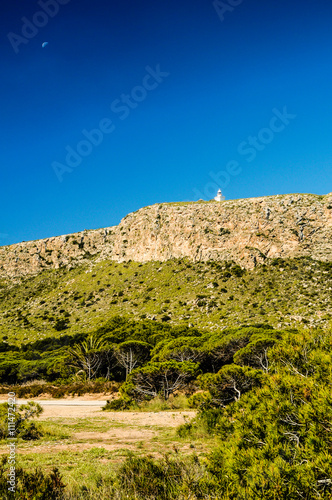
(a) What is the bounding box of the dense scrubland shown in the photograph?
[1,257,332,345]
[0,317,331,498]
[0,257,331,498]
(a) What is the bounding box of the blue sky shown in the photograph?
[1,0,332,245]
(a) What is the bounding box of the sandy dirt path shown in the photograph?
[0,399,197,457]
[13,399,195,422]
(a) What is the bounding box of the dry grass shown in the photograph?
[0,403,215,493]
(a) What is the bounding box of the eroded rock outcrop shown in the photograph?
[0,227,115,279]
[1,193,332,279]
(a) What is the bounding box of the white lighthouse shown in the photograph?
[214,189,225,202]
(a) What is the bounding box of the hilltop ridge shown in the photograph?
[1,192,332,280]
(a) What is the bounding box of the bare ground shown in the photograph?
[0,400,197,459]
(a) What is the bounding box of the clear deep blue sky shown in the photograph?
[1,0,332,245]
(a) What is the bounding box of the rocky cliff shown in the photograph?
[0,227,116,280]
[1,193,332,279]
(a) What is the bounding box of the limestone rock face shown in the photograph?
[110,193,332,268]
[0,227,116,280]
[1,193,332,279]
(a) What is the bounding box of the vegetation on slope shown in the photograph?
[0,256,332,345]
[177,327,332,499]
[0,254,331,498]
[0,320,331,498]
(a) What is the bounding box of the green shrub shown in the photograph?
[0,401,43,441]
[18,421,43,440]
[188,391,212,409]
[103,397,131,411]
[0,456,65,499]
[116,453,217,500]
[54,318,69,331]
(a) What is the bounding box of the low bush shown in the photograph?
[0,401,43,441]
[0,456,65,499]
[115,453,218,500]
[18,421,43,441]
[103,397,131,411]
[0,380,119,399]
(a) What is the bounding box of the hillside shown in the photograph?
[1,193,332,280]
[1,193,332,344]
[0,194,332,499]
[0,255,331,344]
